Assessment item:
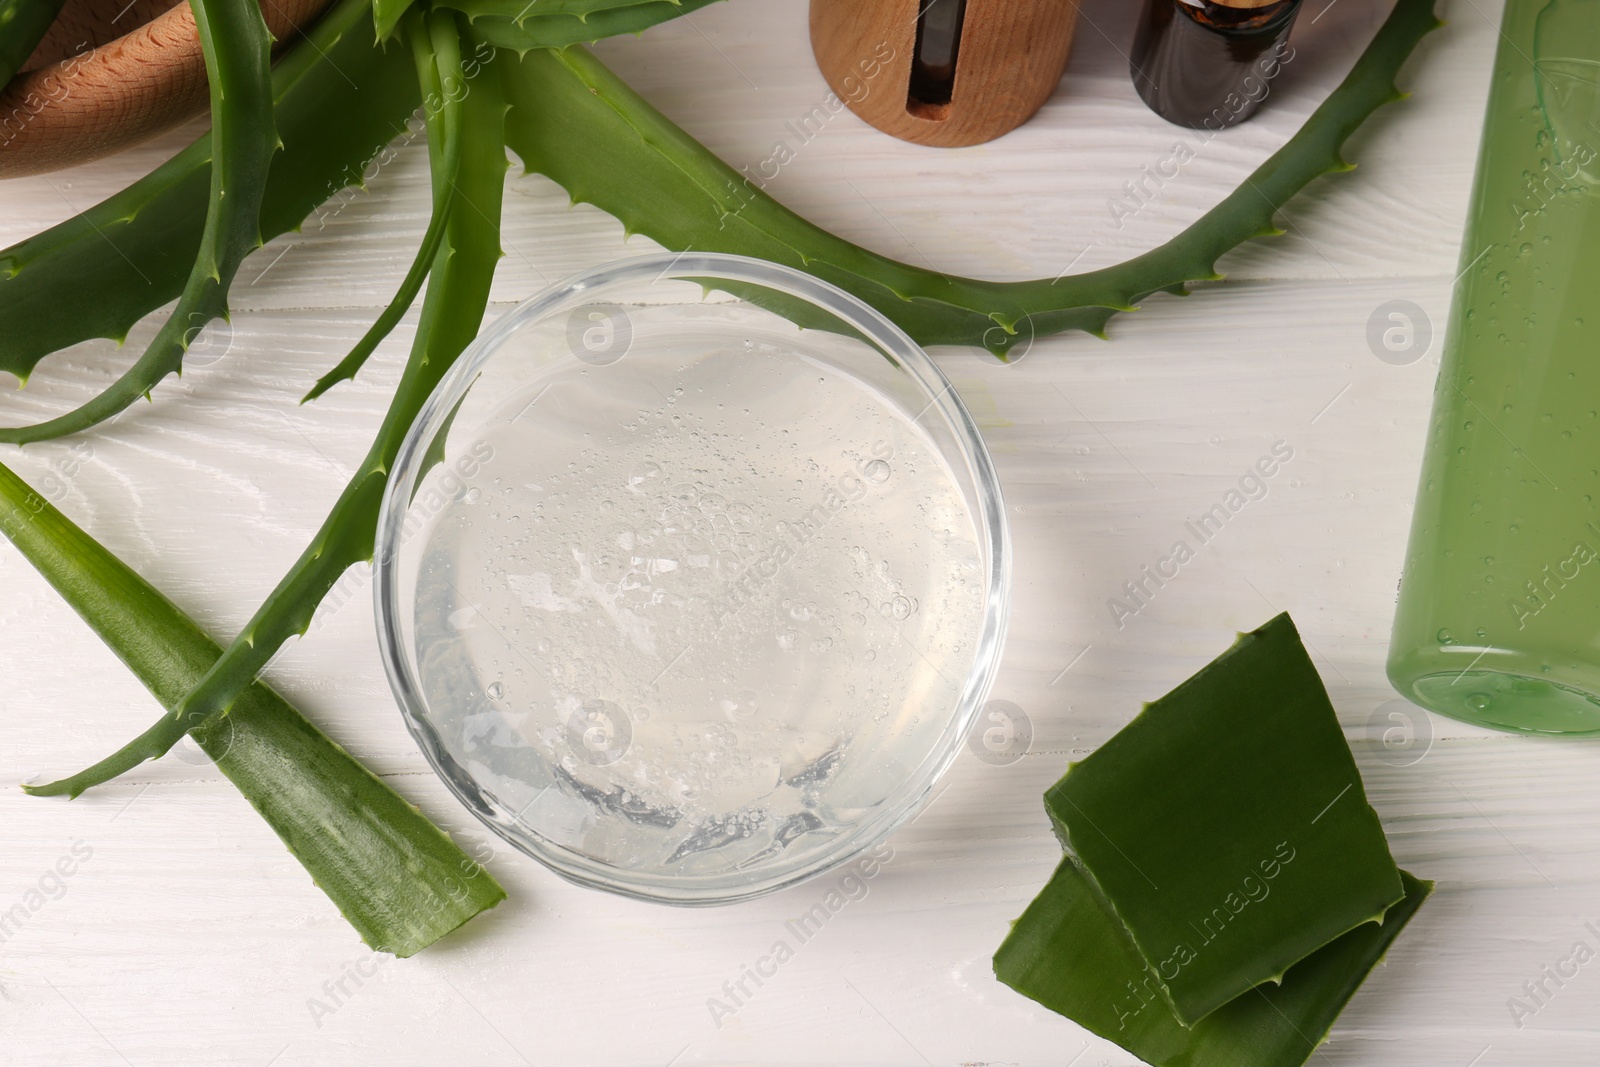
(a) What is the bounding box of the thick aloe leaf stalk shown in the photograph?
[502,0,1441,356]
[0,0,68,86]
[1045,613,1403,1024]
[25,13,508,799]
[0,461,505,956]
[0,0,277,444]
[303,4,467,402]
[994,860,1432,1067]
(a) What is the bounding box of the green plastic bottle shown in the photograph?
[1388,0,1600,734]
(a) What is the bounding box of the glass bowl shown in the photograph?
[374,253,1009,905]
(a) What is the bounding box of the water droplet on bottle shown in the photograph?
[1437,628,1455,645]
[487,681,504,700]
[1467,692,1492,712]
[862,459,891,484]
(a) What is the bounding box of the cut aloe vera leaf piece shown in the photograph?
[994,859,1432,1067]
[0,461,506,956]
[1046,613,1403,1024]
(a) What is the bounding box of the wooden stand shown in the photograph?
[809,0,1080,148]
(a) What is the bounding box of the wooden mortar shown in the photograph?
[0,0,333,178]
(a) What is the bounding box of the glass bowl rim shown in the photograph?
[372,251,1011,905]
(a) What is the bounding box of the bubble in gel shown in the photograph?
[628,461,663,493]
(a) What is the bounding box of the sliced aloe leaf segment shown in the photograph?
[1045,613,1404,1024]
[994,859,1432,1067]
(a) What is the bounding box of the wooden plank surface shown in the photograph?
[3,0,1593,1064]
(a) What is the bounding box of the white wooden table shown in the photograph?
[2,0,1591,1063]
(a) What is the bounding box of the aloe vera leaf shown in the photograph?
[0,461,505,956]
[372,0,414,39]
[994,860,1432,1067]
[502,0,1441,355]
[24,17,506,798]
[301,6,467,404]
[298,188,451,401]
[0,0,420,389]
[0,0,68,86]
[1045,614,1403,1025]
[0,0,277,444]
[383,0,709,45]
[461,0,722,52]
[456,0,690,18]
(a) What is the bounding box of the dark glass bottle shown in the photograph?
[1130,0,1303,130]
[908,0,967,114]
